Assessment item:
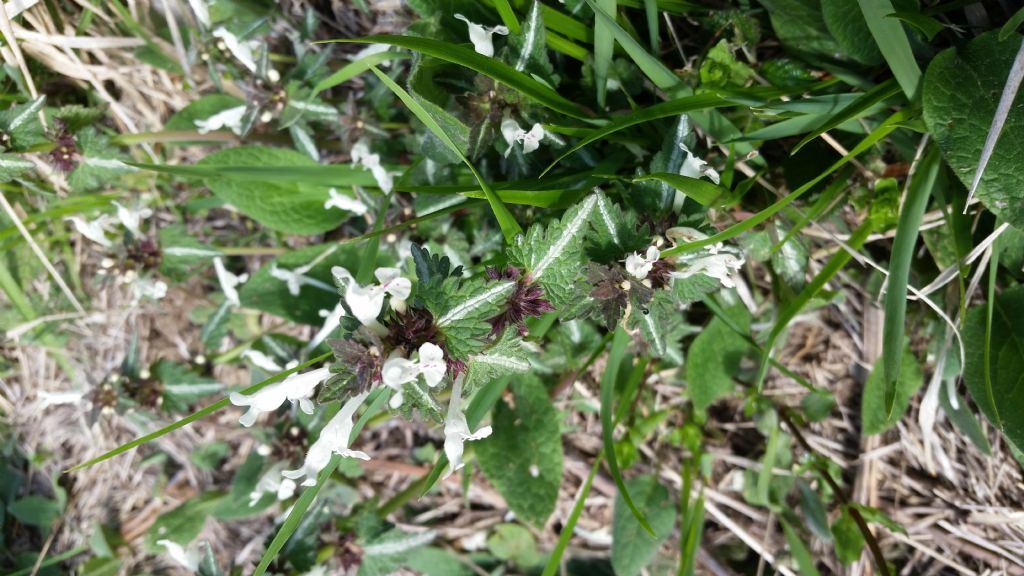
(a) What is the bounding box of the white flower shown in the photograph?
[670,253,744,288]
[66,215,114,247]
[679,143,720,185]
[229,367,329,427]
[113,202,152,237]
[324,187,368,215]
[351,139,394,194]
[305,302,346,353]
[283,391,370,486]
[187,0,210,27]
[501,119,545,157]
[248,466,297,506]
[132,278,168,303]
[381,342,446,409]
[331,266,411,327]
[270,263,316,297]
[195,105,247,135]
[625,246,660,279]
[242,349,285,372]
[443,375,492,479]
[454,14,509,57]
[157,540,200,572]
[37,389,86,408]
[214,257,248,307]
[212,27,259,71]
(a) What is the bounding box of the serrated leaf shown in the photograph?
[159,225,222,281]
[611,475,677,576]
[0,153,34,182]
[68,129,136,192]
[627,291,686,366]
[509,1,555,83]
[0,96,46,151]
[587,190,649,263]
[477,374,563,525]
[686,307,750,412]
[463,329,530,393]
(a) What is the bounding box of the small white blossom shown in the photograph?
[443,375,492,479]
[501,119,545,157]
[351,139,394,194]
[282,391,370,486]
[625,246,660,279]
[212,27,259,72]
[305,302,346,353]
[670,253,744,288]
[195,105,247,135]
[132,278,168,303]
[248,466,297,506]
[214,257,248,307]
[186,0,210,27]
[66,215,114,247]
[331,266,411,327]
[382,342,446,409]
[242,349,287,373]
[157,540,200,572]
[229,367,328,427]
[113,202,152,237]
[37,389,87,408]
[270,263,317,297]
[324,187,368,215]
[454,14,509,57]
[679,143,720,185]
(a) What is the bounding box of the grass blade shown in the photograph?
[633,173,727,206]
[661,110,910,258]
[66,352,332,472]
[130,162,379,188]
[541,453,602,576]
[781,519,822,576]
[644,0,658,52]
[857,0,922,100]
[793,78,901,153]
[329,36,591,120]
[494,0,521,33]
[311,50,410,98]
[602,326,656,537]
[370,66,523,243]
[883,144,941,417]
[583,0,680,92]
[594,0,617,108]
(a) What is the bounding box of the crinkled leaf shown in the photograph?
[68,129,136,192]
[0,153,34,183]
[0,96,46,151]
[463,329,530,394]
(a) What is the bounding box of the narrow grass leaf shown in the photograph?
[634,173,726,206]
[594,0,616,108]
[130,161,379,188]
[331,36,590,120]
[583,0,680,92]
[882,145,940,417]
[644,0,658,52]
[857,0,922,100]
[541,454,602,576]
[66,352,332,472]
[601,326,656,537]
[781,519,822,576]
[311,50,410,97]
[370,66,523,243]
[793,79,901,153]
[1000,6,1024,41]
[494,0,521,33]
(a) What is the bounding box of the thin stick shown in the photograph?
[0,191,85,313]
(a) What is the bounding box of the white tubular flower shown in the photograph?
[157,540,200,572]
[670,253,745,288]
[443,375,492,479]
[324,187,368,215]
[37,389,86,408]
[417,343,446,387]
[270,264,317,297]
[195,105,247,135]
[229,367,329,427]
[454,14,509,57]
[351,140,394,194]
[331,266,411,327]
[66,215,113,247]
[113,202,152,237]
[679,143,721,185]
[305,302,346,353]
[625,246,660,280]
[248,466,297,506]
[381,342,447,409]
[242,349,284,372]
[186,0,210,27]
[500,119,545,157]
[214,257,248,307]
[212,27,258,71]
[132,278,168,304]
[282,391,370,486]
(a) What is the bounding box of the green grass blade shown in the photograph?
[541,453,602,576]
[130,162,379,188]
[857,0,922,100]
[311,50,410,97]
[769,166,853,255]
[336,201,484,247]
[1000,6,1024,41]
[0,262,36,321]
[494,0,521,33]
[370,66,523,243]
[329,36,591,120]
[66,352,332,472]
[634,173,726,206]
[882,145,940,418]
[601,326,656,537]
[781,519,822,576]
[793,79,901,153]
[594,0,617,108]
[661,110,909,258]
[583,0,680,92]
[644,0,658,52]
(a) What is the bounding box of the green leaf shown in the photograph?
[633,173,725,207]
[68,129,136,192]
[0,153,34,182]
[541,455,601,576]
[476,374,563,525]
[463,329,531,394]
[938,378,991,456]
[431,277,515,359]
[494,0,521,33]
[862,346,923,435]
[193,146,349,235]
[831,509,864,565]
[336,35,590,120]
[144,492,225,552]
[761,0,841,59]
[507,193,598,308]
[881,145,940,418]
[509,1,554,81]
[1000,6,1024,41]
[686,309,750,412]
[963,285,1024,451]
[856,0,922,100]
[611,474,677,576]
[821,0,883,65]
[8,495,61,528]
[370,66,523,243]
[793,79,901,153]
[0,96,47,151]
[781,518,822,576]
[593,0,616,108]
[312,50,410,97]
[488,523,542,567]
[887,11,944,42]
[923,32,1024,230]
[163,94,245,140]
[797,479,832,542]
[134,158,379,188]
